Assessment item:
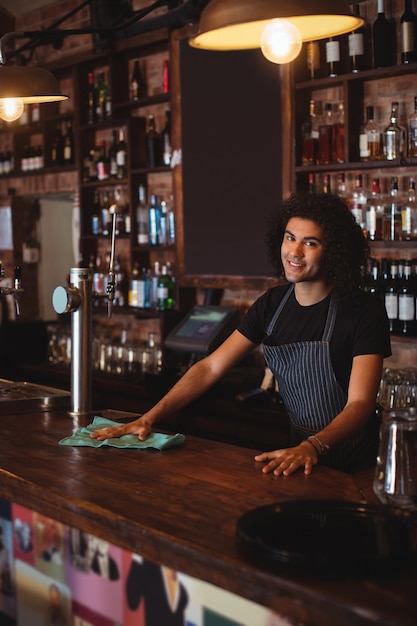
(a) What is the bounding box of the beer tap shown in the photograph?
[52,199,122,415]
[0,262,23,316]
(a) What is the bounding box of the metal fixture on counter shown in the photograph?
[52,207,122,415]
[0,262,23,315]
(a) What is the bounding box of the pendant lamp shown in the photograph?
[189,0,364,64]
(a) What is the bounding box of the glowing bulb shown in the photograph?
[260,19,303,64]
[0,98,25,122]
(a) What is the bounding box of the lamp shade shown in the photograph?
[189,0,364,50]
[0,65,67,103]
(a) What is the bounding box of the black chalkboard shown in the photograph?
[180,39,282,278]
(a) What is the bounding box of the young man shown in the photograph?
[91,193,391,475]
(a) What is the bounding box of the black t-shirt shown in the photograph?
[238,285,392,395]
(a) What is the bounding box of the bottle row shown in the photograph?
[301,0,417,80]
[365,256,417,337]
[89,185,176,248]
[135,187,176,248]
[90,187,131,237]
[83,129,128,182]
[307,172,417,242]
[49,326,163,380]
[86,58,169,125]
[129,261,175,311]
[301,96,417,166]
[88,253,175,313]
[82,111,172,182]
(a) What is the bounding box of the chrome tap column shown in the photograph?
[52,267,92,415]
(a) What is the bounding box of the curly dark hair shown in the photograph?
[265,192,370,298]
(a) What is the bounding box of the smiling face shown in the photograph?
[281,217,327,285]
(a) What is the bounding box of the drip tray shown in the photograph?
[0,378,71,414]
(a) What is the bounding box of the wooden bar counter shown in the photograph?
[0,407,415,626]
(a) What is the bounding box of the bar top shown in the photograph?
[0,407,415,626]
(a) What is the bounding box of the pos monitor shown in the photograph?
[164,305,240,356]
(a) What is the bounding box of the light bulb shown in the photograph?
[260,19,303,64]
[0,98,25,122]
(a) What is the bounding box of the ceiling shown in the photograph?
[0,1,57,18]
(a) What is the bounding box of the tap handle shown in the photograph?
[14,265,22,289]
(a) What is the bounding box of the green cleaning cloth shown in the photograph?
[58,416,185,450]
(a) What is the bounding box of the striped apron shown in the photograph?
[263,285,379,472]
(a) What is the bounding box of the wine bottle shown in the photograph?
[301,100,319,165]
[398,260,415,334]
[408,96,417,156]
[317,102,334,165]
[325,37,340,77]
[146,115,160,168]
[116,129,127,180]
[382,102,406,160]
[359,105,381,161]
[130,59,145,100]
[349,4,365,72]
[62,120,74,165]
[384,259,399,334]
[306,41,321,79]
[334,102,345,164]
[161,109,172,166]
[373,0,393,68]
[109,130,118,178]
[401,0,417,64]
[136,184,149,246]
[87,71,97,124]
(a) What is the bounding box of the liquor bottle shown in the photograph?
[91,190,101,235]
[146,115,160,168]
[96,71,107,122]
[401,0,417,64]
[63,120,74,165]
[130,59,145,100]
[325,37,340,77]
[334,102,345,163]
[382,102,406,160]
[96,141,109,181]
[350,173,367,230]
[149,194,161,246]
[301,100,319,165]
[136,184,149,245]
[161,110,172,166]
[366,178,384,241]
[116,129,128,179]
[306,41,320,79]
[108,130,118,178]
[87,71,97,124]
[364,258,381,297]
[162,59,170,93]
[308,172,316,193]
[384,259,399,334]
[113,255,127,307]
[51,121,64,166]
[336,172,348,205]
[349,4,365,72]
[157,264,174,311]
[322,174,331,194]
[317,102,334,165]
[408,96,417,156]
[384,176,402,241]
[359,106,381,161]
[137,267,152,309]
[401,177,417,240]
[31,103,40,124]
[398,260,415,334]
[128,262,140,308]
[373,0,393,68]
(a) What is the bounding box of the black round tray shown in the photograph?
[236,500,417,576]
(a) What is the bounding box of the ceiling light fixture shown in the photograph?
[189,0,364,64]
